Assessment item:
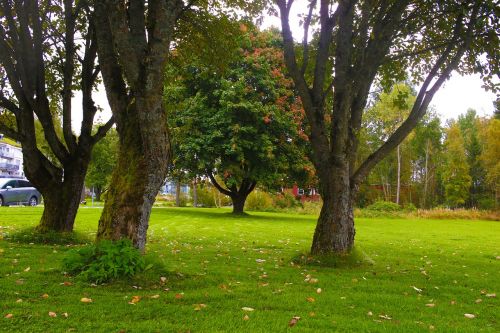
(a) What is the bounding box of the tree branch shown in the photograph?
[207,172,233,196]
[300,0,317,76]
[91,116,115,143]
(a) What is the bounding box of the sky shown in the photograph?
[71,5,498,133]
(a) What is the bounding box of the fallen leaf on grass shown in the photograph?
[174,293,184,299]
[425,304,435,307]
[48,312,57,318]
[306,297,315,303]
[16,299,22,303]
[241,307,254,312]
[80,297,92,303]
[464,313,475,319]
[128,296,141,304]
[193,304,207,311]
[485,293,496,298]
[243,314,250,321]
[450,300,456,305]
[379,314,392,320]
[160,276,167,283]
[15,279,24,285]
[316,288,322,294]
[475,299,482,303]
[24,267,30,272]
[62,281,73,286]
[41,294,49,299]
[288,316,301,327]
[5,314,13,319]
[149,295,160,299]
[62,313,69,318]
[411,286,422,293]
[367,311,373,316]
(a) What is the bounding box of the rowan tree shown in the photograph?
[276,0,500,254]
[0,0,113,232]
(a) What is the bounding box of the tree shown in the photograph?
[480,118,500,208]
[442,123,472,207]
[93,0,265,250]
[457,109,487,207]
[86,128,118,201]
[0,0,113,232]
[362,84,415,204]
[276,0,499,254]
[167,28,308,214]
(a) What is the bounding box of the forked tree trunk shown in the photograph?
[34,160,90,233]
[311,164,356,254]
[96,102,169,251]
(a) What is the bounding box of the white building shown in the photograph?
[0,134,24,178]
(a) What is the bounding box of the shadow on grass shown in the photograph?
[4,227,92,245]
[156,207,316,223]
[291,247,375,269]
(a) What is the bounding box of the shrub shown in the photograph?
[245,190,274,211]
[403,202,417,212]
[196,186,216,207]
[62,239,146,283]
[273,192,300,209]
[366,200,401,212]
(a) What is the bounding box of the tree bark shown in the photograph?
[396,144,401,205]
[96,102,169,251]
[175,180,181,207]
[192,178,198,207]
[231,193,249,214]
[311,163,355,254]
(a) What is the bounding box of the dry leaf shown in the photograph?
[160,276,167,283]
[316,288,322,294]
[255,259,266,263]
[193,304,207,311]
[241,307,254,312]
[41,293,49,299]
[128,296,141,304]
[174,293,184,299]
[425,303,435,307]
[4,314,13,319]
[306,297,315,303]
[63,281,73,286]
[62,313,69,318]
[464,313,475,319]
[149,295,160,299]
[48,312,57,318]
[379,314,392,320]
[367,311,373,316]
[308,278,319,284]
[15,279,24,285]
[450,300,456,305]
[411,286,422,293]
[80,297,92,303]
[288,316,301,327]
[24,267,30,272]
[243,314,250,321]
[16,299,22,303]
[475,299,482,303]
[429,325,435,330]
[485,293,496,298]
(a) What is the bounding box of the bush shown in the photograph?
[366,200,401,212]
[245,190,274,211]
[62,239,146,283]
[196,186,216,207]
[273,192,300,209]
[403,202,417,212]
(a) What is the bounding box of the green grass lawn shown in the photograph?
[0,207,498,332]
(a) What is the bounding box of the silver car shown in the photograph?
[0,178,41,206]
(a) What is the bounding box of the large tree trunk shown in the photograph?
[231,193,249,214]
[311,164,355,255]
[96,102,169,251]
[32,159,90,233]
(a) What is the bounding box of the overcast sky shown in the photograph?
[71,6,498,133]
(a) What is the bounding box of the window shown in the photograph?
[2,180,17,189]
[19,180,32,188]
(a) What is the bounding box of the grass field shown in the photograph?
[0,207,498,332]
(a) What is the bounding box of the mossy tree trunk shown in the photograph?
[96,102,169,251]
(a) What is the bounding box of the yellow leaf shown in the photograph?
[48,312,57,318]
[243,314,250,321]
[41,294,49,299]
[4,314,13,319]
[241,307,254,312]
[464,313,475,319]
[80,297,93,303]
[425,303,435,307]
[24,267,30,272]
[149,295,160,299]
[306,297,315,303]
[316,288,322,294]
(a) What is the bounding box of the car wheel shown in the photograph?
[29,196,38,206]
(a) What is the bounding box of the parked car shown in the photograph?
[0,178,41,206]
